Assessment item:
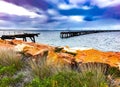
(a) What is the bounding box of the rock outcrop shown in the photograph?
[0,39,120,68]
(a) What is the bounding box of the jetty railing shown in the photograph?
[60,30,120,38]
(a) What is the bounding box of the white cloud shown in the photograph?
[58,3,93,10]
[47,9,59,16]
[110,24,120,30]
[92,0,120,8]
[69,0,120,8]
[0,1,45,18]
[28,7,45,14]
[58,3,78,10]
[82,6,92,10]
[69,0,86,4]
[52,15,85,22]
[69,16,85,22]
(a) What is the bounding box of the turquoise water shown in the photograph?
[0,30,120,52]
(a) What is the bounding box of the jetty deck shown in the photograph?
[60,30,120,38]
[1,33,40,42]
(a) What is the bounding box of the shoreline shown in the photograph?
[0,39,120,68]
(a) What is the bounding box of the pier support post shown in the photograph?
[23,37,27,41]
[30,37,35,43]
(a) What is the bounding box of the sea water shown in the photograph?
[0,30,120,52]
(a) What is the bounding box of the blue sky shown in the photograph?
[0,0,120,30]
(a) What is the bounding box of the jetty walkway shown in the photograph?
[1,33,40,42]
[60,30,120,38]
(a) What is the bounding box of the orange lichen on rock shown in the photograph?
[75,49,120,67]
[47,51,74,65]
[10,39,25,45]
[0,39,14,48]
[14,43,53,56]
[23,46,48,56]
[22,42,54,56]
[0,39,54,56]
[0,39,120,68]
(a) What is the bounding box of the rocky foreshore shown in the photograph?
[0,39,120,68]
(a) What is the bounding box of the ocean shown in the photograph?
[0,30,120,52]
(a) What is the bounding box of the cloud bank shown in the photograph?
[0,0,120,30]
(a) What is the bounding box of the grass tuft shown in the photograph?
[29,58,110,87]
[0,48,23,70]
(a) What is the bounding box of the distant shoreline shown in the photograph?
[0,29,120,32]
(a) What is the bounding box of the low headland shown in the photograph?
[0,39,120,87]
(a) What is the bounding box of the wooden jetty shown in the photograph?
[1,33,40,42]
[60,30,120,38]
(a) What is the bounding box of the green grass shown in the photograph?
[26,70,108,87]
[0,48,24,87]
[0,64,23,87]
[108,67,120,77]
[27,60,110,87]
[0,64,17,76]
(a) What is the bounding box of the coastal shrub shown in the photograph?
[0,64,17,76]
[107,67,120,87]
[29,51,54,79]
[79,62,110,74]
[78,63,110,87]
[29,59,70,80]
[29,59,53,80]
[108,67,120,77]
[0,48,23,70]
[26,71,81,87]
[0,74,23,87]
[0,64,23,87]
[26,70,108,87]
[27,62,109,87]
[79,69,107,87]
[0,48,24,86]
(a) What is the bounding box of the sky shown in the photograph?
[0,0,120,30]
